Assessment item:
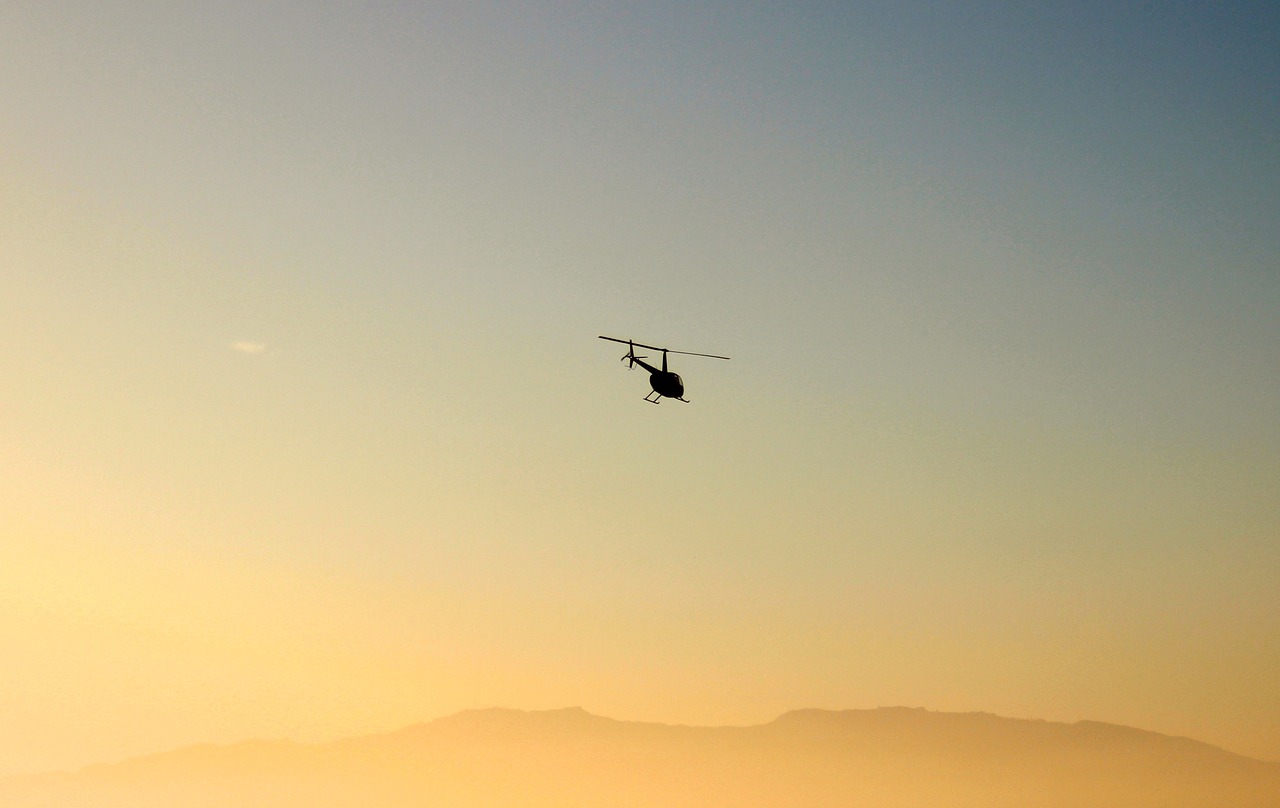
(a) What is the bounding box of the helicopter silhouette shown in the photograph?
[598,336,729,403]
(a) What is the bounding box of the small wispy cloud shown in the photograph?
[230,341,267,355]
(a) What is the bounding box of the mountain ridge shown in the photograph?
[4,707,1278,807]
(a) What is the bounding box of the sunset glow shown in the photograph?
[2,2,1277,782]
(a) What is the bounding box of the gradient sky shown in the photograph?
[2,1,1277,776]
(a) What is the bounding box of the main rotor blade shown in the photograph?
[598,335,729,360]
[666,349,730,361]
[597,335,643,348]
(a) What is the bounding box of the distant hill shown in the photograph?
[4,707,1278,807]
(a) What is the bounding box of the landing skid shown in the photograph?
[643,393,690,403]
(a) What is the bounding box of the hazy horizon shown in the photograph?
[17,704,1280,777]
[3,0,1277,785]
[7,706,1280,807]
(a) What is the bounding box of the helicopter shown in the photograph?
[598,336,729,403]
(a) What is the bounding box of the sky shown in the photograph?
[2,1,1278,776]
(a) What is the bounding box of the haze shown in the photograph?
[5,708,1280,807]
[2,1,1277,783]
